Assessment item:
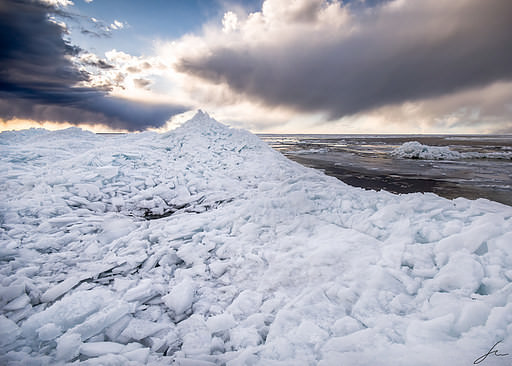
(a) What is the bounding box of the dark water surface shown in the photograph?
[259,134,512,206]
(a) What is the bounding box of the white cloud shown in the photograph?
[109,20,125,31]
[73,49,186,108]
[39,0,74,7]
[47,16,68,31]
[222,11,239,33]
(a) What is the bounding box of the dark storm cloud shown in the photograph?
[0,0,186,130]
[80,57,114,70]
[177,0,512,120]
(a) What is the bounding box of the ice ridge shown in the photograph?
[1,112,512,365]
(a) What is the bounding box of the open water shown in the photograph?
[259,134,512,206]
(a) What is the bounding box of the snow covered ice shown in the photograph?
[1,111,512,365]
[392,140,512,160]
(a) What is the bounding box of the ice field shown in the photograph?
[1,111,512,365]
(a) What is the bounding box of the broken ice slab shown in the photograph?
[37,323,63,341]
[120,318,168,340]
[163,278,195,318]
[40,276,85,303]
[104,315,132,343]
[3,293,31,311]
[0,284,26,304]
[0,315,21,348]
[79,341,126,357]
[22,288,109,339]
[56,332,81,361]
[123,280,165,303]
[173,357,217,366]
[64,301,133,341]
[0,247,17,262]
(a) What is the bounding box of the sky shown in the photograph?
[1,0,511,134]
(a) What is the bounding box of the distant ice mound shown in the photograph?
[391,141,463,160]
[392,141,512,160]
[1,111,512,366]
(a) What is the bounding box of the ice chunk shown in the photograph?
[99,217,134,244]
[120,318,168,340]
[3,293,30,311]
[332,316,363,336]
[104,315,132,343]
[454,301,491,334]
[227,290,262,317]
[206,313,237,333]
[209,261,229,277]
[123,278,162,302]
[37,323,62,341]
[22,288,108,338]
[65,301,132,341]
[74,183,102,201]
[321,328,375,353]
[79,341,126,357]
[56,333,82,361]
[40,276,84,303]
[0,315,20,347]
[97,166,119,180]
[229,326,261,348]
[406,314,456,343]
[174,358,217,366]
[124,347,150,363]
[0,284,25,304]
[163,278,195,316]
[432,252,484,295]
[435,221,501,264]
[178,314,211,357]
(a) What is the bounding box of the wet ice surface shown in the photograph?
[1,113,512,365]
[260,134,512,206]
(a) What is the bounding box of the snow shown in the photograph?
[392,140,512,160]
[1,110,512,365]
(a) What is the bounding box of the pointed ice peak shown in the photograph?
[162,109,270,154]
[194,109,209,119]
[188,109,218,125]
[174,110,229,136]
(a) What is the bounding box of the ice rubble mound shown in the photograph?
[391,141,463,160]
[1,111,512,365]
[392,140,512,160]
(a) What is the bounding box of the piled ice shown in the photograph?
[392,140,512,160]
[289,148,329,155]
[1,111,512,365]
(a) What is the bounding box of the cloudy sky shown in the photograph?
[1,0,511,133]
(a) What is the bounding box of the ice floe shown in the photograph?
[1,111,512,365]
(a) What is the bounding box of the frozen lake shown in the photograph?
[260,134,512,206]
[2,114,512,365]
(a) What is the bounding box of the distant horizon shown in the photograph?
[3,119,512,137]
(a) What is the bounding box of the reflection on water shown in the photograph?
[259,134,512,206]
